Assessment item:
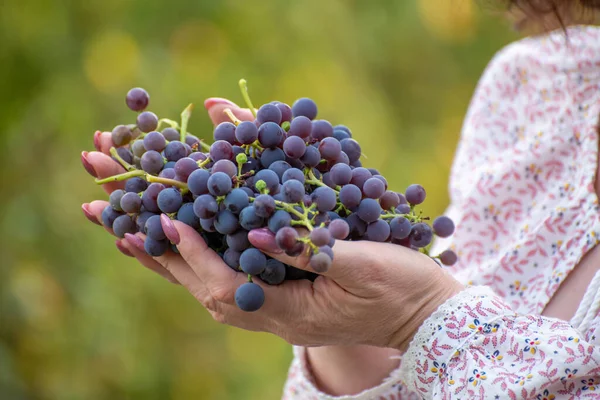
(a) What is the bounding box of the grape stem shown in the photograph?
[224,108,242,126]
[197,157,212,169]
[180,104,194,142]
[157,118,179,131]
[247,274,253,283]
[238,79,257,118]
[147,175,188,190]
[95,170,145,184]
[95,170,189,191]
[110,147,136,172]
[380,212,420,223]
[305,169,340,194]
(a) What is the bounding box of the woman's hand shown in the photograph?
[156,218,464,351]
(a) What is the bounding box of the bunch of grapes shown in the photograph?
[92,80,458,312]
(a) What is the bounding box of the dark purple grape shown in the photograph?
[112,125,133,147]
[311,186,337,212]
[310,252,332,273]
[329,219,349,240]
[275,227,299,252]
[189,152,207,162]
[363,177,385,199]
[164,141,187,162]
[235,282,265,312]
[223,248,242,270]
[176,203,200,229]
[174,157,198,181]
[258,122,284,148]
[254,169,280,194]
[239,206,266,230]
[101,205,122,228]
[125,177,148,193]
[340,138,361,163]
[366,220,390,242]
[213,122,237,144]
[131,140,146,158]
[214,210,239,235]
[282,179,305,203]
[300,146,321,168]
[318,137,341,160]
[339,184,361,210]
[396,203,412,215]
[260,259,286,285]
[194,194,218,219]
[136,211,155,232]
[357,198,381,223]
[268,210,291,233]
[259,147,285,168]
[373,175,388,190]
[282,168,305,184]
[268,160,291,182]
[283,136,307,159]
[240,248,267,275]
[330,163,352,186]
[144,237,169,257]
[224,189,249,214]
[311,120,333,140]
[254,194,276,218]
[126,88,149,112]
[257,103,282,125]
[145,215,166,241]
[226,230,250,252]
[188,169,210,196]
[346,213,367,238]
[433,216,455,238]
[288,116,312,139]
[112,215,136,238]
[333,151,350,165]
[333,129,351,141]
[380,191,401,211]
[273,102,292,123]
[212,159,237,178]
[310,227,331,247]
[410,223,433,248]
[109,189,125,211]
[140,150,164,175]
[162,128,180,141]
[350,167,372,189]
[207,172,232,196]
[235,121,258,144]
[390,217,411,240]
[405,184,426,205]
[120,192,142,213]
[137,111,158,133]
[113,147,134,165]
[439,250,458,266]
[185,134,201,148]
[157,188,182,213]
[200,217,216,232]
[210,140,234,162]
[292,98,318,120]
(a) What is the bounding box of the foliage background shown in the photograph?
[0,1,519,399]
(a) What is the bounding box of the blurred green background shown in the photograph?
[0,0,520,399]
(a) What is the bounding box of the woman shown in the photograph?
[81,1,600,398]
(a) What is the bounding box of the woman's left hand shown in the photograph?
[153,218,464,351]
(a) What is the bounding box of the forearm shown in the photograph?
[305,345,401,396]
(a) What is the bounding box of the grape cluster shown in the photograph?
[92,80,458,312]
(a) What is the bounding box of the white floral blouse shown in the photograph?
[282,25,600,399]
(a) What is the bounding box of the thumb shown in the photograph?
[248,228,367,282]
[204,98,255,126]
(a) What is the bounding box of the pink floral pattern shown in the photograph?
[282,25,600,400]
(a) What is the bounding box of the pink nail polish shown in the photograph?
[93,130,102,151]
[125,233,145,252]
[115,240,134,257]
[81,204,101,226]
[204,97,236,110]
[161,214,180,245]
[248,228,282,253]
[81,151,97,177]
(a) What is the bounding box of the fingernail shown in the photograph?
[204,97,236,110]
[81,204,101,226]
[81,151,97,177]
[93,130,102,151]
[248,228,282,253]
[161,214,180,245]
[115,240,134,257]
[125,233,145,252]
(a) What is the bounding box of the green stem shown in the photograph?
[110,147,136,172]
[380,212,419,223]
[238,79,257,118]
[180,103,194,142]
[247,274,253,283]
[147,175,188,190]
[95,170,145,184]
[157,118,179,131]
[197,157,212,169]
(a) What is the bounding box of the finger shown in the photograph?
[98,131,116,155]
[122,234,181,285]
[248,228,364,281]
[161,216,248,305]
[83,151,126,193]
[84,200,115,234]
[204,98,254,126]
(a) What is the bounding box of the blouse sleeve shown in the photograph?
[399,286,600,399]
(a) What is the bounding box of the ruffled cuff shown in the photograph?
[398,286,515,397]
[282,346,415,400]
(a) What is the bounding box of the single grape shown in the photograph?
[318,245,334,260]
[310,227,331,247]
[257,103,282,125]
[363,177,385,199]
[145,214,166,241]
[226,230,251,252]
[144,237,169,257]
[136,111,158,133]
[275,227,299,251]
[346,213,367,238]
[224,188,249,214]
[268,160,291,182]
[330,164,352,186]
[174,157,198,181]
[162,128,180,141]
[235,282,265,312]
[260,259,286,285]
[410,223,433,248]
[328,219,349,240]
[333,129,350,141]
[260,147,286,169]
[176,203,200,229]
[318,137,341,160]
[258,122,284,148]
[164,141,187,162]
[333,151,350,166]
[340,138,361,163]
[214,210,239,235]
[109,189,125,211]
[113,147,134,165]
[254,169,280,193]
[351,160,363,168]
[112,125,133,146]
[380,191,401,211]
[310,252,332,273]
[188,169,211,196]
[268,210,292,233]
[213,122,237,144]
[396,204,411,214]
[350,167,372,189]
[185,134,201,148]
[300,145,321,168]
[120,192,142,213]
[140,150,164,175]
[366,220,390,242]
[283,136,307,159]
[390,217,412,240]
[157,188,182,213]
[235,121,258,144]
[131,140,146,158]
[223,248,242,270]
[125,177,148,193]
[357,198,382,223]
[212,159,237,178]
[101,205,123,228]
[373,175,388,190]
[282,179,305,203]
[288,116,312,139]
[254,194,276,218]
[273,102,292,122]
[292,98,318,120]
[432,216,455,238]
[126,88,149,112]
[240,248,267,275]
[439,250,458,266]
[338,184,361,210]
[311,120,333,141]
[311,186,337,212]
[239,206,266,230]
[210,140,234,162]
[405,184,426,205]
[189,152,207,162]
[207,171,232,196]
[136,211,155,232]
[194,194,218,219]
[200,217,216,232]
